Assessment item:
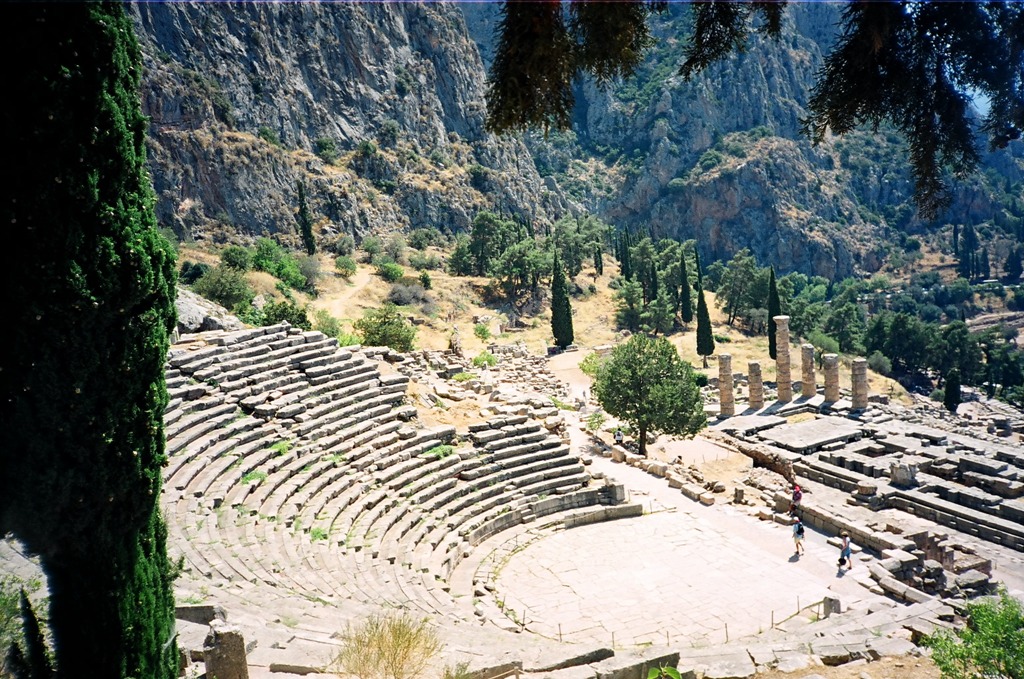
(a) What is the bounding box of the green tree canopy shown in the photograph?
[593,334,706,457]
[925,588,1024,679]
[354,303,417,352]
[767,267,781,360]
[696,282,715,368]
[551,251,575,348]
[485,1,1024,217]
[2,3,178,675]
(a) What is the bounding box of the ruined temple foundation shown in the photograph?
[801,344,816,398]
[748,361,764,409]
[774,316,792,402]
[719,353,735,417]
[851,357,869,410]
[824,354,840,402]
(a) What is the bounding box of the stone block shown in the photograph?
[701,653,756,679]
[204,621,249,679]
[699,492,716,506]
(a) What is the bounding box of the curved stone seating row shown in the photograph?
[162,324,618,626]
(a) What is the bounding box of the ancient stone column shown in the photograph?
[801,343,816,398]
[774,316,792,402]
[823,354,840,402]
[851,357,869,410]
[719,353,734,417]
[748,361,764,409]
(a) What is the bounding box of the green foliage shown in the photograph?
[593,334,706,457]
[310,527,329,542]
[418,271,432,290]
[579,351,606,378]
[2,4,179,674]
[378,119,400,148]
[925,588,1024,679]
[647,666,682,679]
[384,235,407,264]
[179,260,211,285]
[866,351,892,376]
[474,323,491,340]
[585,411,606,432]
[376,262,405,283]
[270,440,292,456]
[314,137,339,164]
[296,180,316,256]
[242,470,268,484]
[408,228,443,251]
[335,255,357,279]
[408,251,442,271]
[193,264,255,311]
[472,351,497,368]
[551,251,574,348]
[252,237,309,290]
[221,245,252,271]
[451,372,476,382]
[447,235,474,276]
[356,140,378,157]
[334,234,356,256]
[331,613,442,679]
[354,303,416,352]
[258,125,281,147]
[361,236,383,261]
[696,284,715,365]
[425,445,455,459]
[944,368,962,413]
[260,299,312,331]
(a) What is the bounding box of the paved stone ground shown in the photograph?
[490,421,888,649]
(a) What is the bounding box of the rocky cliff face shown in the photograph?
[131,2,575,247]
[465,3,1022,279]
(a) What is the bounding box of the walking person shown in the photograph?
[838,531,852,570]
[793,518,805,555]
[790,484,802,516]
[613,427,624,446]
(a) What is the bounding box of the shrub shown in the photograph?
[929,388,944,401]
[221,245,252,271]
[472,351,497,368]
[333,234,355,256]
[418,271,432,290]
[408,251,442,271]
[260,299,311,330]
[361,235,383,261]
[179,260,211,285]
[258,125,281,147]
[354,303,416,351]
[378,119,400,148]
[474,323,491,340]
[387,282,431,307]
[298,254,321,289]
[924,587,1024,679]
[579,352,605,377]
[384,235,407,264]
[314,137,339,164]
[426,445,454,459]
[451,372,476,382]
[355,139,377,157]
[335,255,357,279]
[693,372,709,387]
[331,613,442,679]
[193,265,254,311]
[713,334,732,343]
[867,351,892,376]
[408,228,443,250]
[376,262,404,283]
[585,412,606,432]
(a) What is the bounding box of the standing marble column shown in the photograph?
[719,354,734,417]
[801,344,816,398]
[823,354,840,402]
[748,361,764,410]
[774,315,792,402]
[851,357,869,410]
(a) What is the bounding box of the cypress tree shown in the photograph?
[696,281,715,368]
[594,244,604,276]
[1,4,178,677]
[551,251,574,348]
[297,179,316,255]
[767,266,781,360]
[680,250,693,324]
[943,368,962,413]
[620,230,634,281]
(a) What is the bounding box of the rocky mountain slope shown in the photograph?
[131,2,575,248]
[134,3,1024,279]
